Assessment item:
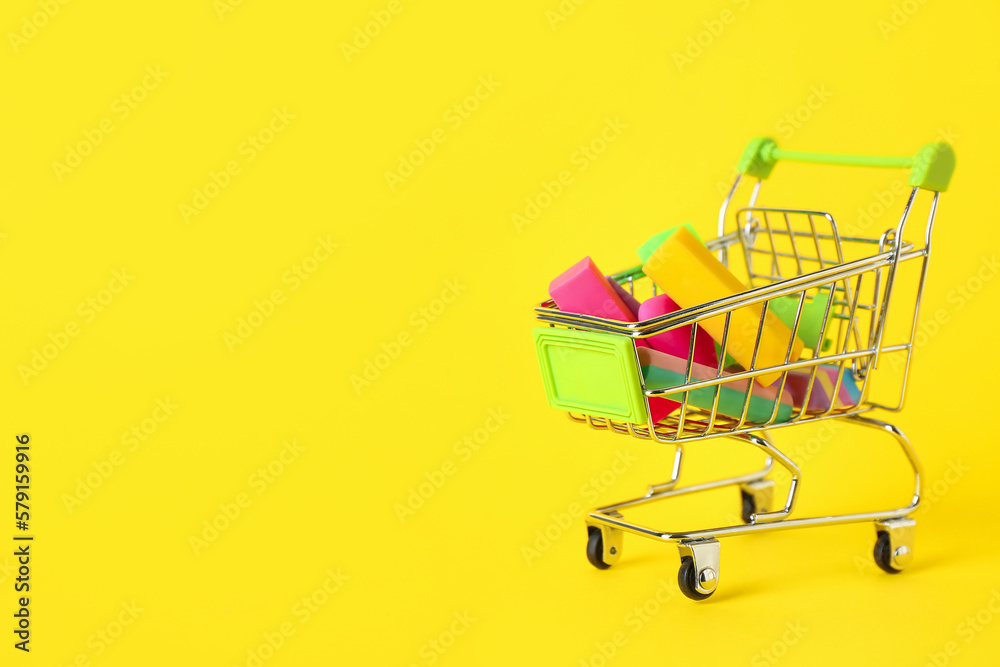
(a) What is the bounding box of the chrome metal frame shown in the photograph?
[535,171,940,596]
[585,415,920,542]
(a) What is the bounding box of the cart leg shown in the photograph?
[647,445,684,494]
[741,432,800,523]
[873,517,915,573]
[677,538,721,600]
[848,415,923,513]
[739,479,775,524]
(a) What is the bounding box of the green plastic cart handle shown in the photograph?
[737,137,956,192]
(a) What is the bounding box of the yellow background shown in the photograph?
[2,0,999,664]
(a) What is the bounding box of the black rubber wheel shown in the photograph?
[586,527,611,570]
[873,531,903,574]
[740,490,755,524]
[677,556,714,600]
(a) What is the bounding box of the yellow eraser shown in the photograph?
[642,227,803,386]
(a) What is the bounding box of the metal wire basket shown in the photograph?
[531,137,955,599]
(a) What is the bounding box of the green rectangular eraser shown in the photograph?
[533,327,647,424]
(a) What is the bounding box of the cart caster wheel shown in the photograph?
[873,518,915,574]
[676,539,720,601]
[873,532,900,574]
[677,557,715,600]
[586,527,611,570]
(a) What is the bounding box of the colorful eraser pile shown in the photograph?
[784,364,861,413]
[767,290,834,352]
[547,226,855,426]
[637,294,718,368]
[638,347,793,424]
[548,256,678,421]
[642,226,803,386]
[548,256,647,334]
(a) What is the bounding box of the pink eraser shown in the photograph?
[637,294,718,368]
[549,257,631,320]
[549,257,673,422]
[607,276,641,319]
[549,257,650,348]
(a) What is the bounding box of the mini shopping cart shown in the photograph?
[532,137,955,600]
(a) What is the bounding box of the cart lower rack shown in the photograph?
[532,137,955,599]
